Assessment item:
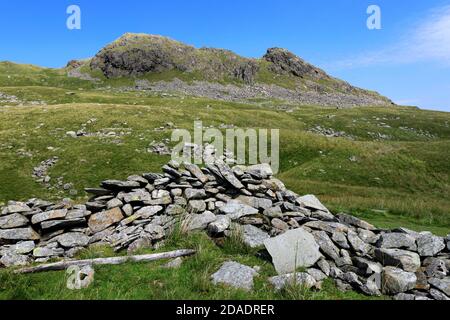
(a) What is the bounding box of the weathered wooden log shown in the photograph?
[15,249,196,274]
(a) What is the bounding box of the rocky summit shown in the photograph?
[0,153,449,300]
[67,33,394,108]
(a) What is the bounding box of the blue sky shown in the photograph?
[0,0,449,111]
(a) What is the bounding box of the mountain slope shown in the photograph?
[72,33,393,107]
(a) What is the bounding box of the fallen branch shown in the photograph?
[15,249,196,274]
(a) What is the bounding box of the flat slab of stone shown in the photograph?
[296,195,329,212]
[88,207,124,233]
[0,213,29,229]
[0,227,40,241]
[211,261,258,291]
[31,209,68,224]
[219,200,258,220]
[242,225,270,248]
[264,227,322,275]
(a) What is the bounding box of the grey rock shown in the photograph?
[1,202,31,216]
[187,200,206,213]
[53,232,90,248]
[303,221,349,234]
[271,218,289,231]
[0,213,29,229]
[184,211,216,231]
[296,194,329,212]
[135,206,163,218]
[313,231,340,262]
[331,231,350,249]
[382,267,417,295]
[208,215,231,234]
[263,206,283,218]
[88,207,124,233]
[101,179,141,190]
[66,208,91,219]
[106,198,123,209]
[12,241,35,254]
[31,209,68,224]
[33,246,64,257]
[245,163,273,179]
[357,229,379,244]
[41,218,86,231]
[123,189,152,203]
[165,204,185,216]
[317,259,331,276]
[184,188,206,200]
[269,272,316,290]
[214,160,244,189]
[261,178,286,192]
[394,293,416,300]
[347,230,372,255]
[428,277,450,296]
[242,225,270,248]
[211,261,258,291]
[236,195,272,210]
[353,257,382,275]
[374,248,421,272]
[429,288,450,300]
[425,258,448,278]
[416,233,445,257]
[122,204,133,216]
[184,163,208,183]
[164,257,183,269]
[337,213,375,230]
[377,232,417,251]
[219,200,258,220]
[264,227,322,274]
[0,252,30,267]
[0,227,40,240]
[144,224,165,240]
[307,268,327,281]
[127,237,152,253]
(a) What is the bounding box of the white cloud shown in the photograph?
[334,5,450,69]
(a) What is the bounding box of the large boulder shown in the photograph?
[184,211,216,231]
[264,228,322,275]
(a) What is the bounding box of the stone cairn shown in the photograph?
[1,156,449,300]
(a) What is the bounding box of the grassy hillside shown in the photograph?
[0,61,449,300]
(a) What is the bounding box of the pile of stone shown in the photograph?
[1,159,449,300]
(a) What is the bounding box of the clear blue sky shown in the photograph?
[1,0,449,111]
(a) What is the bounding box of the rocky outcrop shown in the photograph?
[85,33,393,107]
[1,157,449,300]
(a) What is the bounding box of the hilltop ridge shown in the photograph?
[70,33,394,107]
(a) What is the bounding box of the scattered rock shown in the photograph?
[211,261,258,291]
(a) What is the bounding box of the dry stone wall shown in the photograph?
[1,159,449,300]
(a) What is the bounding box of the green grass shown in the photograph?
[0,232,382,300]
